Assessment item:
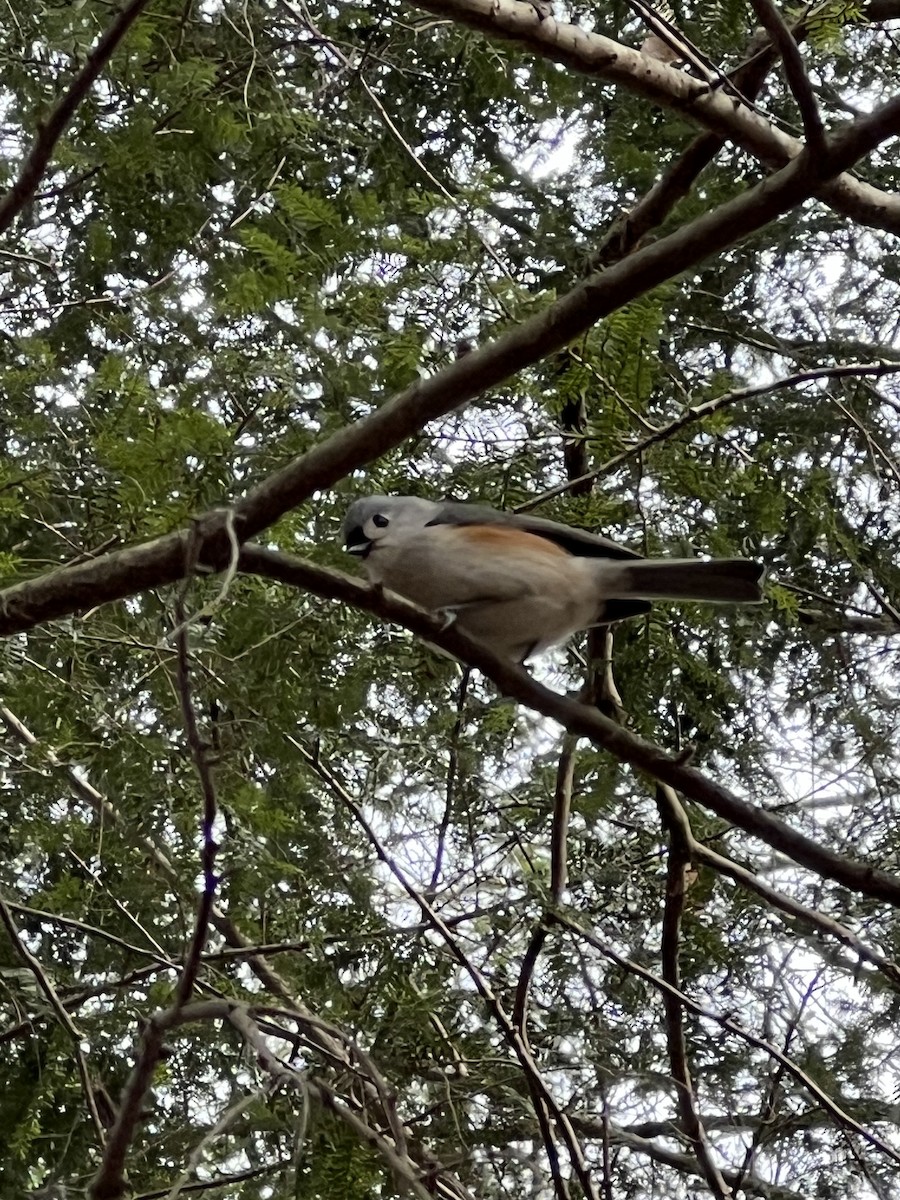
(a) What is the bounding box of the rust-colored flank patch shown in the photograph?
[453,525,571,557]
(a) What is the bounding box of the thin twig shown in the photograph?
[511,732,577,1031]
[630,0,730,88]
[0,891,108,1145]
[655,785,732,1200]
[554,910,900,1169]
[747,0,826,156]
[89,530,225,1199]
[428,667,471,897]
[733,964,821,1192]
[832,396,900,487]
[278,0,515,288]
[164,1091,266,1200]
[517,360,900,510]
[130,1162,289,1200]
[226,1005,465,1200]
[550,736,578,902]
[164,508,241,646]
[8,901,180,967]
[172,531,221,1008]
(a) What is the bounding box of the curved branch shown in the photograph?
[236,544,900,909]
[576,1118,805,1200]
[410,0,900,234]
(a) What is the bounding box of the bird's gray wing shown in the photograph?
[426,499,641,560]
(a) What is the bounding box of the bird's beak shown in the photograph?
[344,526,372,558]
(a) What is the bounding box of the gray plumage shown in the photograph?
[343,495,765,662]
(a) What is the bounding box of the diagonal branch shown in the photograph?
[2,98,900,641]
[291,736,598,1200]
[555,911,900,1169]
[236,544,900,908]
[518,360,900,509]
[225,1005,468,1200]
[89,1002,176,1198]
[747,0,825,155]
[0,0,154,237]
[575,1117,804,1199]
[590,2,848,268]
[693,842,900,992]
[410,0,900,234]
[0,891,109,1144]
[0,700,362,1123]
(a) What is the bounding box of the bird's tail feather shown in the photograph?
[601,559,765,604]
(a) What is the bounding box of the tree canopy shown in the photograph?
[2,1,900,1198]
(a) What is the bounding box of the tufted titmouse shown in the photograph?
[343,495,765,663]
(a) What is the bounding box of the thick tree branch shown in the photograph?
[866,0,900,19]
[0,0,154,237]
[89,1002,195,1199]
[237,545,900,908]
[591,0,861,266]
[410,0,900,234]
[2,101,900,640]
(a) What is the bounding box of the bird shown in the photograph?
[343,495,765,663]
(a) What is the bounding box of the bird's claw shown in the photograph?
[436,608,458,632]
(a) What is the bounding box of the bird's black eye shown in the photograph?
[372,513,389,528]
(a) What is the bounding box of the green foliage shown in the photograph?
[802,0,864,49]
[0,1,899,1199]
